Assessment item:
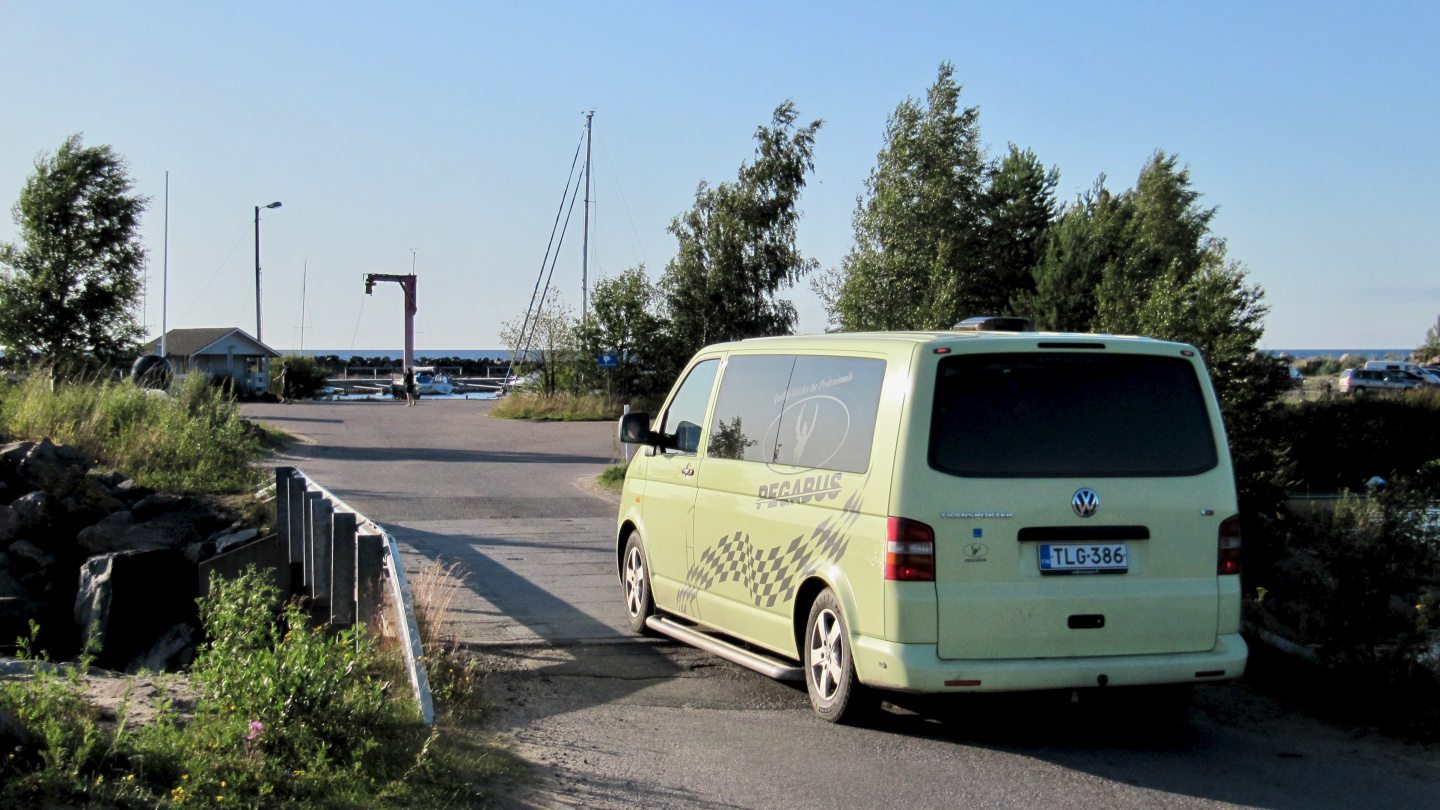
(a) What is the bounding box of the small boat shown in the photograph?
[413,366,454,395]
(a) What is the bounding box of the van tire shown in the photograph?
[1352,386,1366,397]
[804,589,876,724]
[621,532,655,634]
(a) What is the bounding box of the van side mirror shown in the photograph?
[619,412,651,445]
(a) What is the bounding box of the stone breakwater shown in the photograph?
[0,438,264,671]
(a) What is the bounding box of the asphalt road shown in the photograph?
[243,398,1440,809]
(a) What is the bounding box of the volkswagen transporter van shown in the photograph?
[615,326,1247,722]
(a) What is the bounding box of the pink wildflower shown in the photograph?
[243,721,264,741]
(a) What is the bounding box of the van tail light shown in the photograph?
[886,517,935,582]
[1218,514,1241,575]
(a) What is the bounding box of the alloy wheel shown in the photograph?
[624,546,647,617]
[809,608,845,701]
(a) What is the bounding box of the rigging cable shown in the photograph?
[598,129,648,267]
[514,126,587,365]
[519,171,585,362]
[348,289,367,354]
[176,227,250,326]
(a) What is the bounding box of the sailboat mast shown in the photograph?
[160,171,169,358]
[581,110,594,322]
[299,261,308,353]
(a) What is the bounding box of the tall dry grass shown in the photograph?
[0,371,269,493]
[410,558,467,652]
[408,558,488,714]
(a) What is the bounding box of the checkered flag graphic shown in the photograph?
[678,493,864,610]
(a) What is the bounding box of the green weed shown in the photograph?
[0,568,525,809]
[597,461,629,491]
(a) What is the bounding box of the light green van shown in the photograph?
[614,324,1247,723]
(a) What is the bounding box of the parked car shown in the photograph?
[1338,368,1422,396]
[1363,360,1438,384]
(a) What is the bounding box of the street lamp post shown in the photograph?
[254,201,282,343]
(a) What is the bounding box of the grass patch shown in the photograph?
[0,567,526,808]
[489,393,623,421]
[0,372,272,493]
[597,461,629,491]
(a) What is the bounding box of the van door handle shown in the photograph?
[682,467,695,477]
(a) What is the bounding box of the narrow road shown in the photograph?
[244,399,1440,809]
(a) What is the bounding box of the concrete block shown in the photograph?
[331,511,357,626]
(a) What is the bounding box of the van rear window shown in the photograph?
[929,353,1218,478]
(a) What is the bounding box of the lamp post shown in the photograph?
[254,201,282,343]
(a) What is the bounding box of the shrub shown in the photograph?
[490,392,624,421]
[1253,482,1440,675]
[0,371,268,493]
[0,568,523,808]
[271,355,329,400]
[1297,356,1345,377]
[1272,388,1440,493]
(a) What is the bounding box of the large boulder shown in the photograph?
[75,549,198,670]
[6,540,54,579]
[126,623,196,674]
[19,438,90,495]
[77,510,199,555]
[0,504,17,546]
[0,441,33,473]
[75,511,134,554]
[0,596,40,650]
[214,528,260,555]
[131,494,187,522]
[111,479,153,503]
[0,570,25,599]
[10,491,48,530]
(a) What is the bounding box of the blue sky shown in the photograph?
[2,1,1436,352]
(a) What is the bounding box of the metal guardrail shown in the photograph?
[273,466,435,725]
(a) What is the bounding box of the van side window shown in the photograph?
[707,355,796,462]
[661,359,720,455]
[771,356,886,473]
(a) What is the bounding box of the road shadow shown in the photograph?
[382,524,685,719]
[248,415,346,424]
[300,445,614,465]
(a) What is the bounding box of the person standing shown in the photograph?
[277,364,290,405]
[404,366,417,407]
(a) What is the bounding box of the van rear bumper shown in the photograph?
[853,633,1247,693]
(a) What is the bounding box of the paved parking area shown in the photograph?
[245,398,1440,810]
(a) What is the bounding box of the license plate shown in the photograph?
[1039,543,1128,574]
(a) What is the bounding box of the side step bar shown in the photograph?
[646,616,804,681]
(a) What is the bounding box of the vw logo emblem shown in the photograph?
[1072,488,1099,518]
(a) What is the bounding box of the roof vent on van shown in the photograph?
[953,316,1035,333]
